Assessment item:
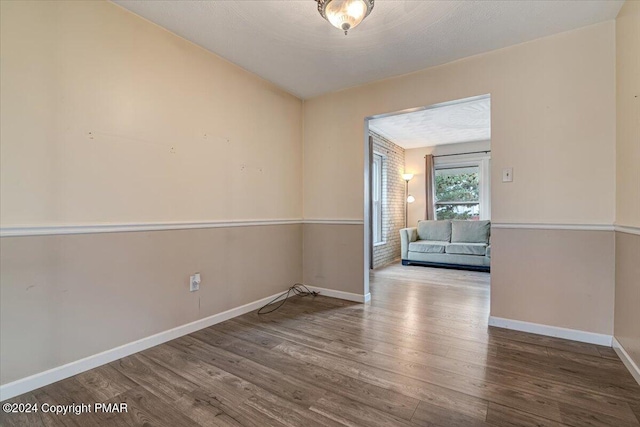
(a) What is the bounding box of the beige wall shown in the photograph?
[304,21,616,332]
[405,140,491,226]
[0,225,302,384]
[304,22,615,224]
[0,1,303,387]
[614,232,640,366]
[491,228,615,335]
[303,224,364,295]
[0,1,302,226]
[615,1,640,230]
[614,1,640,371]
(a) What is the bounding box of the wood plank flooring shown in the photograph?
[2,263,639,426]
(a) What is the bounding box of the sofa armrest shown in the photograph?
[399,227,418,259]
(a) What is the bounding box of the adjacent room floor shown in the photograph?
[2,264,639,426]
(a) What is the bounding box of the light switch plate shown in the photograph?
[502,168,513,182]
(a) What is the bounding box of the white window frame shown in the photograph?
[372,153,383,243]
[434,155,491,220]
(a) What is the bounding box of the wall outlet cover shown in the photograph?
[190,274,200,292]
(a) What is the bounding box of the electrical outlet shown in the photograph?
[190,273,201,292]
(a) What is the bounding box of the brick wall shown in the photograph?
[371,131,405,268]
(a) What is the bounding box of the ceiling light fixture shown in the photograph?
[316,0,374,35]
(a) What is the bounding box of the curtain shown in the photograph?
[425,154,436,220]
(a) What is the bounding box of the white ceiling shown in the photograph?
[369,96,490,149]
[113,1,623,99]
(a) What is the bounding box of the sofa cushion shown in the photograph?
[408,240,449,254]
[486,245,491,258]
[446,243,487,256]
[417,220,451,242]
[451,220,490,243]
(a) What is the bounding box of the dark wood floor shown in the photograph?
[2,263,640,426]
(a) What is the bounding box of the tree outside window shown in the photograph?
[435,166,480,220]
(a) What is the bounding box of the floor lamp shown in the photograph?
[402,173,414,228]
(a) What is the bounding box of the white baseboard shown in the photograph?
[488,316,612,347]
[612,337,640,386]
[0,290,289,402]
[307,286,371,303]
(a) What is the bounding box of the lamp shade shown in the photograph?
[402,173,414,181]
[407,195,416,203]
[317,0,374,35]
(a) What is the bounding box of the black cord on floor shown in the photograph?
[257,283,319,315]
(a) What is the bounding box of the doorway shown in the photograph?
[364,94,492,284]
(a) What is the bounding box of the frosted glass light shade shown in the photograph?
[402,173,414,181]
[407,195,416,203]
[317,0,374,35]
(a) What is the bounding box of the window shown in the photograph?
[434,157,490,221]
[372,153,383,243]
[435,166,480,220]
